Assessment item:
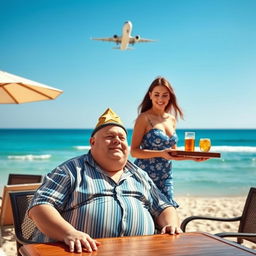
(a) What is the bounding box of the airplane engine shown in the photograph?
[135,35,140,41]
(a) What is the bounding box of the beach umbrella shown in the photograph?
[0,70,63,104]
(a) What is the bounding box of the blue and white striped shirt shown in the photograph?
[29,151,175,242]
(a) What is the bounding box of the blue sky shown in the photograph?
[1,0,256,129]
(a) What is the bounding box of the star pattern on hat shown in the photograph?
[96,108,123,128]
[91,108,127,137]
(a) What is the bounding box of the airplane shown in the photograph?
[91,21,155,50]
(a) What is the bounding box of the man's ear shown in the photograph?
[90,137,95,146]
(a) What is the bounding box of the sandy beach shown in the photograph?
[1,196,255,255]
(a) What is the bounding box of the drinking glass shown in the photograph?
[199,138,211,152]
[185,132,195,151]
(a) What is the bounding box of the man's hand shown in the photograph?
[160,225,183,235]
[156,206,182,235]
[29,205,100,253]
[63,230,101,253]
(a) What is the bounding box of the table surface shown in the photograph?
[20,232,256,256]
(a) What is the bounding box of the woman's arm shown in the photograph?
[130,114,165,159]
[131,114,185,160]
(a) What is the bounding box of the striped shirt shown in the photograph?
[29,151,175,242]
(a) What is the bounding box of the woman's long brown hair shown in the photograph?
[138,77,184,120]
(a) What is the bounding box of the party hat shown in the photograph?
[91,108,127,137]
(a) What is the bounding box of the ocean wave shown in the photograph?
[176,146,256,153]
[73,145,256,153]
[74,145,132,151]
[210,146,256,153]
[74,146,91,150]
[8,154,52,160]
[176,146,256,152]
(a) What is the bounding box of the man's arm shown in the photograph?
[29,204,100,253]
[155,206,182,234]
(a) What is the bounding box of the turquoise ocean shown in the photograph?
[0,129,255,197]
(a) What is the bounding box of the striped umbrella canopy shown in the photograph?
[0,70,63,104]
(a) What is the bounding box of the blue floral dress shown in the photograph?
[134,128,178,206]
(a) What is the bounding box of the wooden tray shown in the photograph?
[168,150,221,158]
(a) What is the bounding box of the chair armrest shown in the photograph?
[215,232,256,238]
[17,237,39,245]
[181,215,241,232]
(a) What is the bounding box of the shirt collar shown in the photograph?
[84,150,103,174]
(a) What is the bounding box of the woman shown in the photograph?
[131,77,201,205]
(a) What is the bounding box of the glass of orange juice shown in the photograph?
[199,138,211,152]
[185,132,195,151]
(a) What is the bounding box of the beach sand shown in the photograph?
[1,196,255,255]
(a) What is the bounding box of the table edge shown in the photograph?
[19,232,256,256]
[199,232,256,255]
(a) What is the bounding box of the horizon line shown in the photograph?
[1,127,256,130]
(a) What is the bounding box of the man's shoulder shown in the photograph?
[126,160,139,172]
[126,160,150,179]
[58,153,89,168]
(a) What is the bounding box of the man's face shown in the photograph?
[90,125,129,171]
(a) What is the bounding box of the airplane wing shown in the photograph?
[91,36,122,44]
[129,37,155,44]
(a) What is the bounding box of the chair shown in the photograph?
[0,173,43,200]
[7,173,43,185]
[0,183,41,249]
[9,190,39,256]
[180,187,256,245]
[0,183,41,227]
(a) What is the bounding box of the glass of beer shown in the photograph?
[199,138,211,152]
[185,132,195,151]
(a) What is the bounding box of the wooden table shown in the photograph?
[19,232,256,256]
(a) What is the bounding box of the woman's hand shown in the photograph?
[192,157,209,162]
[162,149,186,160]
[163,149,209,161]
[63,230,101,253]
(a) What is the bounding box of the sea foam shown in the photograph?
[74,146,91,150]
[8,154,52,160]
[176,146,256,153]
[73,145,256,153]
[211,146,256,153]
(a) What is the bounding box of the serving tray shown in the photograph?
[168,150,221,158]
